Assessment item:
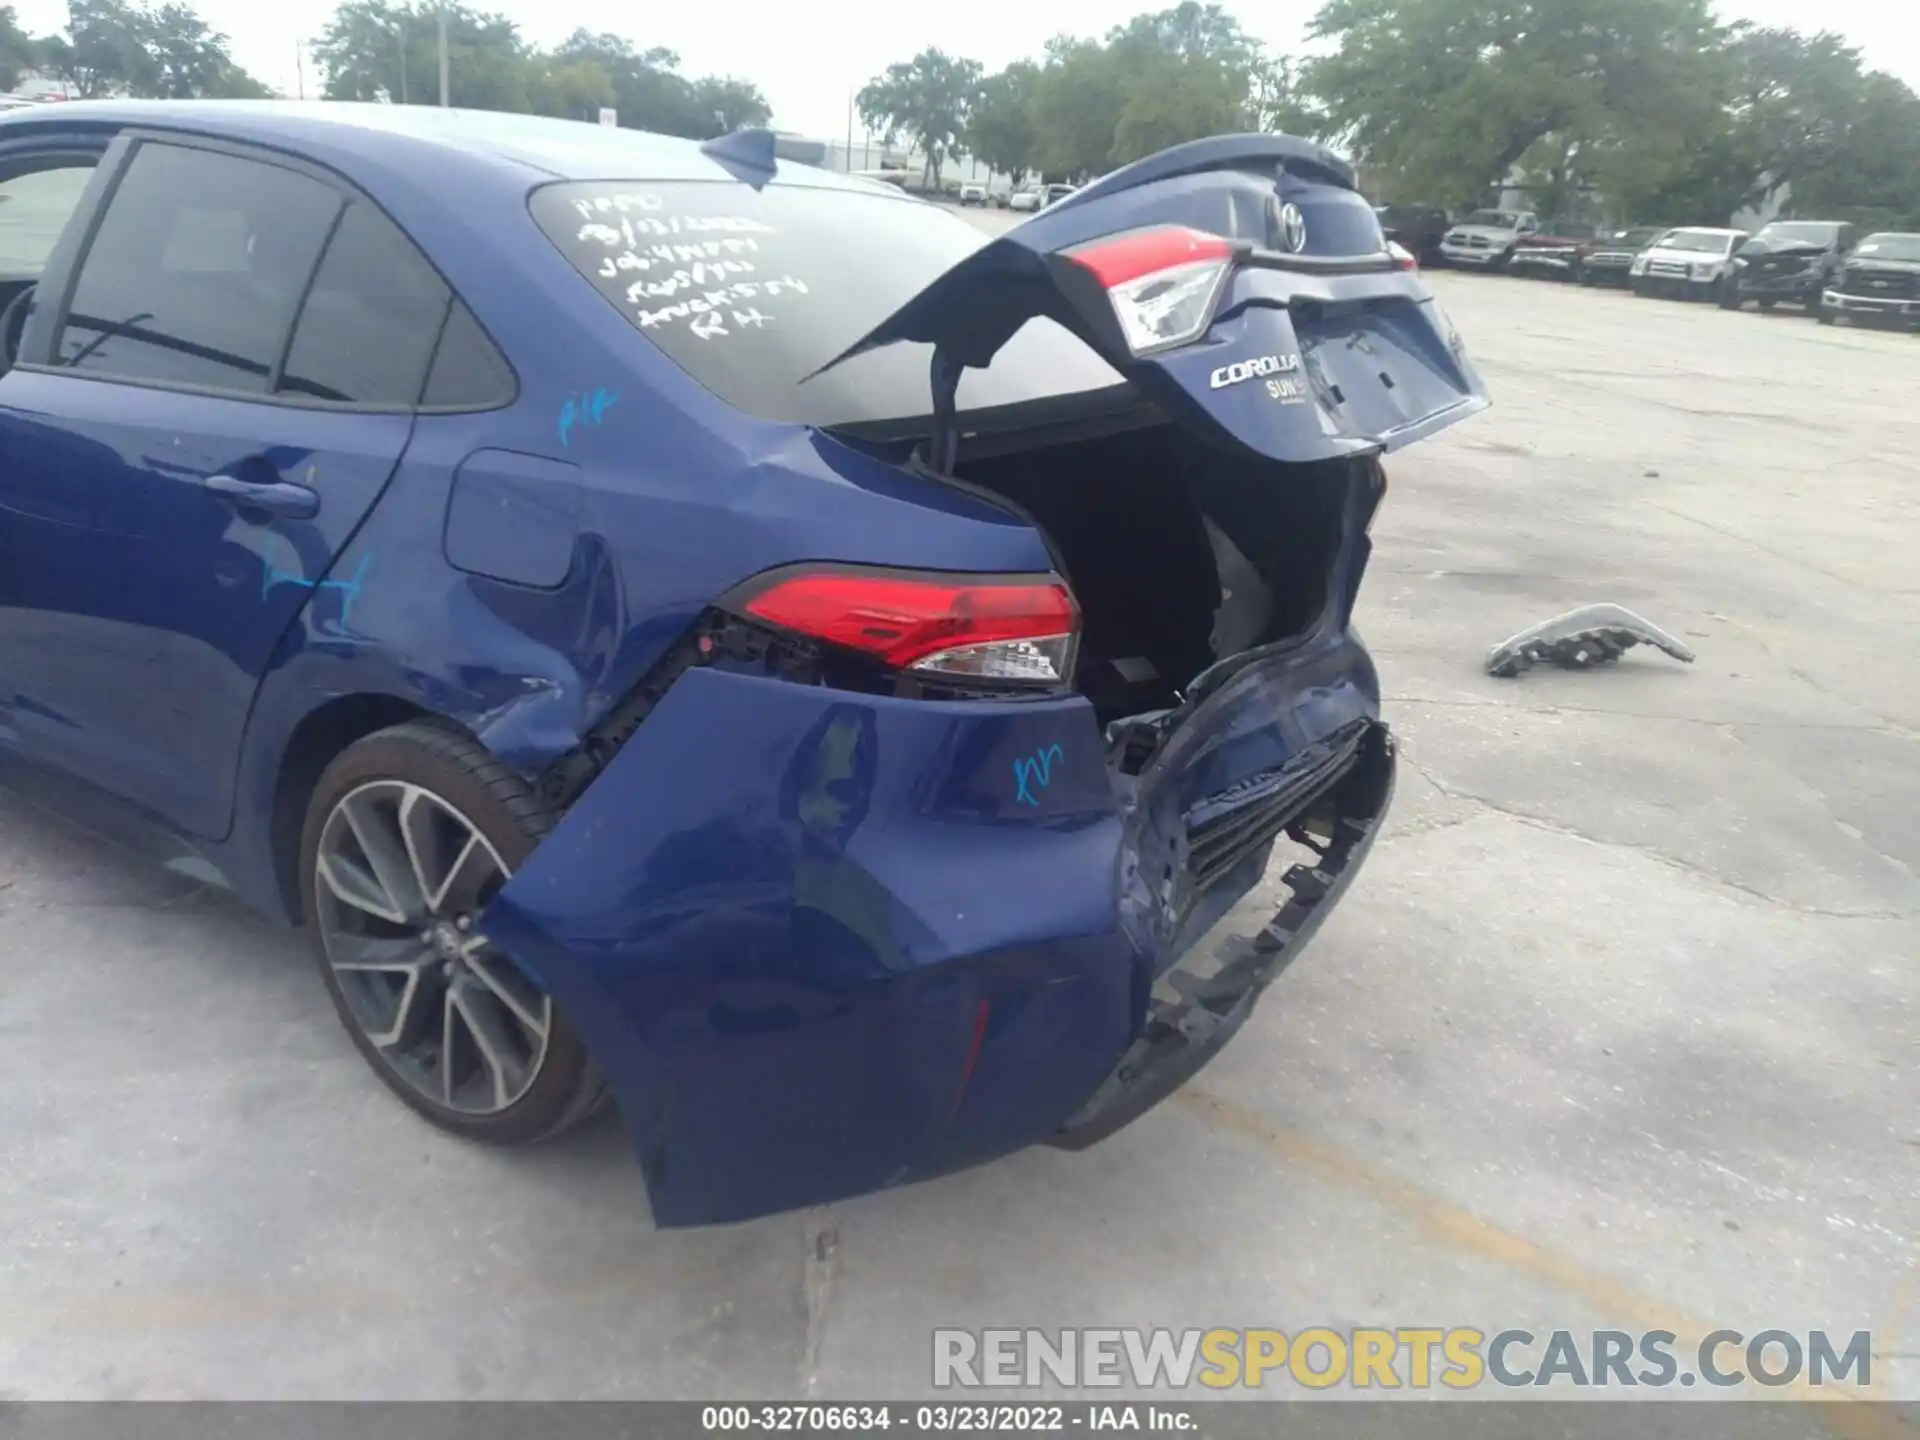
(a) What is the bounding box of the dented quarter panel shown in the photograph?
[481,667,1135,1225]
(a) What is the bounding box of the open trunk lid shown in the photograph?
[811,134,1487,470]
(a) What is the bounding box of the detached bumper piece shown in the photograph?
[1052,724,1395,1150]
[1485,603,1695,678]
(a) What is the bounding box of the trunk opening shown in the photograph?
[953,420,1356,731]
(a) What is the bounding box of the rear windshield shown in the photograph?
[530,179,1122,430]
[1854,233,1920,261]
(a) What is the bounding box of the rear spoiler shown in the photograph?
[1051,133,1357,212]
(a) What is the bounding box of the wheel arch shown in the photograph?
[269,692,449,923]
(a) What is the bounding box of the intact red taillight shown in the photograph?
[1389,240,1418,272]
[736,568,1079,685]
[1067,225,1235,356]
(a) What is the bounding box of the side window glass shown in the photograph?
[421,299,516,409]
[279,201,450,405]
[0,164,96,274]
[55,143,339,394]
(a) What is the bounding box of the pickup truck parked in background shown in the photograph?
[1580,226,1666,287]
[1721,220,1857,313]
[1508,222,1601,281]
[1439,209,1539,270]
[1819,231,1920,329]
[1631,227,1745,301]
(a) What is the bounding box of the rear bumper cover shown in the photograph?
[482,638,1390,1226]
[1054,724,1393,1148]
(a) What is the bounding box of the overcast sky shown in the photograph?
[12,0,1919,141]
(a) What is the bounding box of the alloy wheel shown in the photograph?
[312,780,551,1116]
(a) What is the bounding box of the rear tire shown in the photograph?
[299,721,603,1146]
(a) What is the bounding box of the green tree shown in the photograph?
[1028,37,1126,178]
[41,0,269,98]
[1021,6,1275,179]
[312,0,530,110]
[1303,0,1729,208]
[1106,1,1259,73]
[1247,56,1320,137]
[858,48,983,189]
[1772,67,1920,227]
[45,0,155,97]
[1110,49,1247,165]
[144,3,269,97]
[536,31,766,137]
[687,75,771,136]
[965,61,1038,188]
[528,55,613,121]
[0,6,37,90]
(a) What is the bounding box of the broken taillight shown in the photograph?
[734,567,1079,685]
[1066,225,1235,357]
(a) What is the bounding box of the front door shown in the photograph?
[0,136,453,838]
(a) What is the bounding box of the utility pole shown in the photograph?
[397,22,408,104]
[437,7,449,106]
[294,40,304,100]
[844,90,853,173]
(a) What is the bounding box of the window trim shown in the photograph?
[14,127,519,415]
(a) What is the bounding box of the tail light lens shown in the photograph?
[1066,225,1235,356]
[1388,240,1418,271]
[734,567,1079,685]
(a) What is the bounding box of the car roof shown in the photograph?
[0,100,904,197]
[1662,227,1743,238]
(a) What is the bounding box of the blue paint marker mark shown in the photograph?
[1012,743,1065,807]
[262,553,372,629]
[557,387,619,448]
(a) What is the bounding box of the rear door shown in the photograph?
[0,135,449,837]
[817,135,1488,466]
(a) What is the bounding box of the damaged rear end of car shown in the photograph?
[481,134,1487,1226]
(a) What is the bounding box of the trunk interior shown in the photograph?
[955,420,1357,729]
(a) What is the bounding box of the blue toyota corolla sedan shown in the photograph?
[0,103,1485,1226]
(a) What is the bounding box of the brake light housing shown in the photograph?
[1388,239,1418,272]
[1065,225,1236,357]
[727,566,1079,686]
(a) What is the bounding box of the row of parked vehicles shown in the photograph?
[959,180,1078,211]
[1377,205,1920,330]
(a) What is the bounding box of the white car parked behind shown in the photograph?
[1629,227,1746,302]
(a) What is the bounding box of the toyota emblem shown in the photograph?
[1278,203,1307,254]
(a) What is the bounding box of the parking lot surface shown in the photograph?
[1,234,1915,1402]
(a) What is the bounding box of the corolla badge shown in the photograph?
[1210,353,1301,389]
[1278,202,1308,254]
